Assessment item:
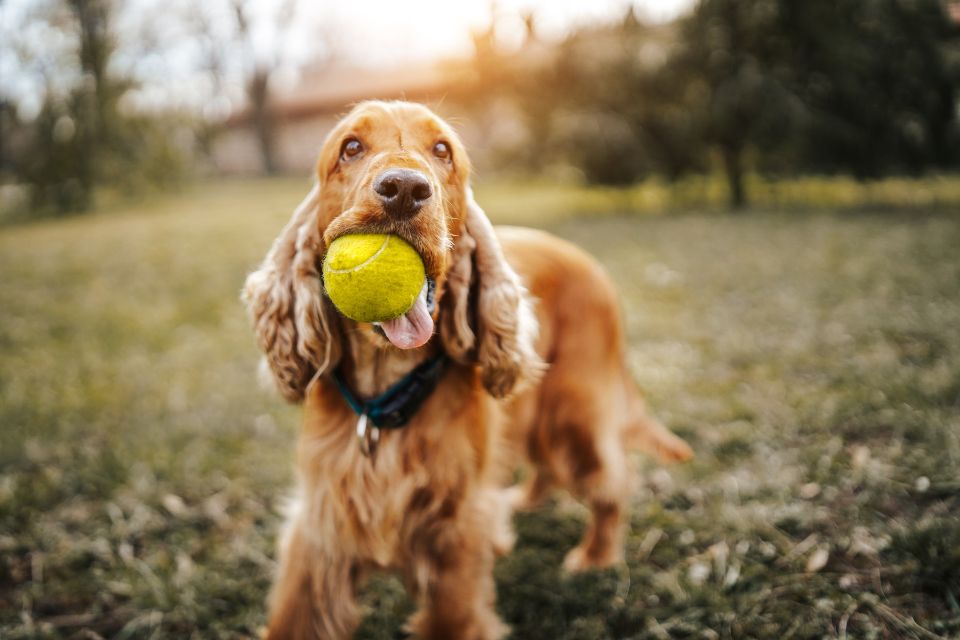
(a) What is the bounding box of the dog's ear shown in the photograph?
[243,184,341,402]
[440,188,544,398]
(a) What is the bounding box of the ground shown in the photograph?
[1,178,958,639]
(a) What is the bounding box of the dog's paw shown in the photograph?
[504,485,530,510]
[491,525,516,556]
[405,611,510,640]
[480,487,517,555]
[505,475,552,511]
[562,543,622,573]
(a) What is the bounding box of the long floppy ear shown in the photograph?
[441,188,544,398]
[243,183,341,402]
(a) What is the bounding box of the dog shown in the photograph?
[243,100,693,639]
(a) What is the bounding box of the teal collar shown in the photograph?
[331,353,449,430]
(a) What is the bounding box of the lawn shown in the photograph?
[1,178,959,639]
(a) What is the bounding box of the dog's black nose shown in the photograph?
[373,168,432,218]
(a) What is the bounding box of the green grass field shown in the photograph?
[1,178,959,639]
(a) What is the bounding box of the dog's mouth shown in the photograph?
[373,278,436,349]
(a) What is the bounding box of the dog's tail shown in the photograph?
[621,377,694,464]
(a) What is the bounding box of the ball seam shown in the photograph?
[324,236,391,274]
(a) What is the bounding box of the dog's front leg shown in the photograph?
[266,520,359,640]
[404,502,509,640]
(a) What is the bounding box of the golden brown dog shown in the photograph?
[244,100,693,639]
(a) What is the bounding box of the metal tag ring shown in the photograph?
[355,414,380,458]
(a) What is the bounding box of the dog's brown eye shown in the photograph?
[341,138,363,160]
[433,141,451,162]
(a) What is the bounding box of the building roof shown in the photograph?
[226,61,461,126]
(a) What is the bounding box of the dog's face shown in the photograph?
[245,100,541,401]
[313,102,470,349]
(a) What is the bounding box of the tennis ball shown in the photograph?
[322,234,426,322]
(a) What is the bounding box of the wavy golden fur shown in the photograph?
[243,101,693,639]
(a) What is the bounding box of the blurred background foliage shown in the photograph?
[1,0,960,217]
[2,0,200,217]
[464,0,960,204]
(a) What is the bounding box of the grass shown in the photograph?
[1,177,959,639]
[472,174,960,225]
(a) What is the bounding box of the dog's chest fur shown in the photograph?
[295,366,501,567]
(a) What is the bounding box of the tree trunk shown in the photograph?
[248,67,277,175]
[67,0,114,206]
[721,143,746,209]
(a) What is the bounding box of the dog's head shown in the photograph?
[244,101,541,402]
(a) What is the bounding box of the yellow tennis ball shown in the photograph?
[322,234,426,322]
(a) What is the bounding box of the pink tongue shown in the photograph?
[381,292,434,349]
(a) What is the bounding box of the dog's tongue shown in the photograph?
[381,288,433,349]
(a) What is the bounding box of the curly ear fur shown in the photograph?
[439,218,477,363]
[441,189,544,398]
[243,184,341,402]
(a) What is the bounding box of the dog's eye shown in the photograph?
[340,138,364,161]
[433,141,451,162]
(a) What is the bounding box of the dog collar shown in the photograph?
[332,353,449,456]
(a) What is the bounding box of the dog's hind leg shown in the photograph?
[561,431,631,572]
[266,519,360,640]
[533,382,632,572]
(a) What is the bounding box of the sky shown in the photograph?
[0,0,696,117]
[316,0,697,64]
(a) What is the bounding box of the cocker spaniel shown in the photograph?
[244,100,693,639]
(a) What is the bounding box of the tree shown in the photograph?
[672,0,960,206]
[490,9,707,186]
[1,0,123,213]
[66,0,132,194]
[777,0,960,177]
[229,0,296,175]
[186,0,334,175]
[1,0,196,217]
[184,0,300,175]
[677,0,794,208]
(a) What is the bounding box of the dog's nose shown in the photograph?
[373,168,432,218]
